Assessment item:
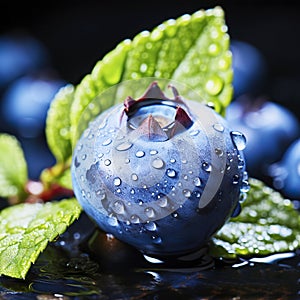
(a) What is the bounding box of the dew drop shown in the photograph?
[145,207,156,218]
[215,148,224,157]
[190,129,200,136]
[131,173,138,181]
[183,189,191,198]
[136,150,145,158]
[81,154,87,160]
[125,158,130,164]
[145,221,157,231]
[232,174,240,185]
[166,169,176,178]
[193,177,202,187]
[157,196,168,208]
[170,158,176,163]
[230,131,247,150]
[171,212,179,218]
[152,158,165,169]
[130,188,135,194]
[116,142,133,151]
[108,215,119,227]
[213,123,224,132]
[113,200,125,214]
[205,76,223,95]
[202,162,212,172]
[104,159,111,166]
[240,180,250,193]
[130,214,140,224]
[151,235,162,244]
[102,138,112,146]
[138,199,144,206]
[113,177,122,186]
[150,150,158,155]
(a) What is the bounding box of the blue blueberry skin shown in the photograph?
[230,40,268,98]
[226,96,300,178]
[72,86,248,258]
[0,33,49,90]
[269,138,300,199]
[1,74,65,137]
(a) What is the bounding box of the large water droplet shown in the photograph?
[230,131,247,150]
[166,169,176,178]
[113,200,125,214]
[157,196,168,208]
[113,177,122,186]
[116,142,133,151]
[152,158,165,169]
[136,150,145,158]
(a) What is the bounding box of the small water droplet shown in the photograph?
[170,158,176,163]
[240,180,250,193]
[98,153,104,159]
[157,196,168,208]
[193,177,202,187]
[104,159,111,166]
[215,148,224,157]
[232,174,240,184]
[81,154,87,160]
[113,200,125,214]
[183,189,191,198]
[171,212,179,218]
[102,138,112,146]
[116,188,121,193]
[136,150,145,158]
[213,123,224,132]
[190,129,200,136]
[151,235,162,244]
[230,131,247,150]
[140,63,148,73]
[116,142,133,151]
[145,221,157,231]
[150,150,158,155]
[181,159,187,164]
[145,207,156,218]
[202,162,212,172]
[108,215,119,227]
[113,177,122,186]
[166,169,176,178]
[130,214,140,224]
[130,188,135,194]
[125,158,130,164]
[205,76,224,95]
[152,158,165,169]
[138,199,144,206]
[131,173,138,181]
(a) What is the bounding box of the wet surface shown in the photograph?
[0,214,299,300]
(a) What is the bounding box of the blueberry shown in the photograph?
[72,81,249,258]
[269,138,300,199]
[230,40,268,98]
[0,32,49,91]
[226,96,300,179]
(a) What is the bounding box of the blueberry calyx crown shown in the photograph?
[122,82,193,141]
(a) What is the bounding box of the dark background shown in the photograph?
[1,0,300,116]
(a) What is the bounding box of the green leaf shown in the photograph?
[0,198,82,279]
[0,134,28,199]
[210,178,300,258]
[70,6,232,146]
[46,84,75,163]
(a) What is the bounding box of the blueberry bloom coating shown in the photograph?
[72,82,248,257]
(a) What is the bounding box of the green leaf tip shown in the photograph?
[0,133,28,200]
[0,198,82,279]
[210,178,300,258]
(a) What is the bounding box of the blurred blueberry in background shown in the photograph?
[226,96,300,180]
[0,32,49,92]
[0,31,66,179]
[269,138,300,200]
[230,40,268,99]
